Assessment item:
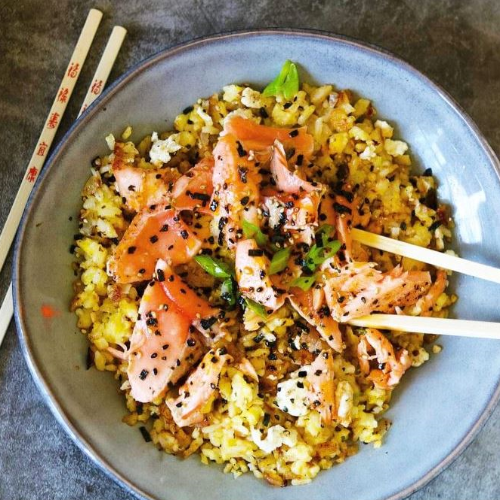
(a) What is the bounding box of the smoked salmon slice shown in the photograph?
[113,163,180,212]
[127,280,204,403]
[357,328,411,389]
[211,134,262,247]
[262,142,325,243]
[224,115,314,161]
[171,157,214,213]
[323,263,432,322]
[155,259,228,341]
[270,140,320,194]
[306,351,336,424]
[288,288,343,352]
[166,347,232,427]
[235,239,286,311]
[108,205,202,284]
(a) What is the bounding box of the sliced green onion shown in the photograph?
[220,278,236,306]
[269,247,291,275]
[245,298,267,318]
[242,219,268,247]
[305,239,341,271]
[262,60,300,100]
[194,255,234,279]
[316,224,335,239]
[289,275,316,291]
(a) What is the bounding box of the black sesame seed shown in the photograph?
[236,141,247,158]
[150,235,159,243]
[139,426,152,442]
[200,316,217,330]
[248,249,264,257]
[259,107,269,118]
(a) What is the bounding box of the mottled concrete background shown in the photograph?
[1,0,500,499]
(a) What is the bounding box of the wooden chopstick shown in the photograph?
[79,26,127,114]
[0,20,127,349]
[351,228,500,285]
[0,284,13,347]
[348,314,500,340]
[0,9,103,273]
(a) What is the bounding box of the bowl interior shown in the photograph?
[14,31,500,500]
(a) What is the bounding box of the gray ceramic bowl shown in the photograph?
[14,30,500,500]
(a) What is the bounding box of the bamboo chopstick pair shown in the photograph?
[0,9,126,346]
[0,9,499,347]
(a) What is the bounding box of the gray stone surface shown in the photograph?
[1,0,500,498]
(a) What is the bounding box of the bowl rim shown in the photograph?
[12,28,500,500]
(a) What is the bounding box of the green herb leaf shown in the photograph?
[245,298,267,318]
[262,60,300,100]
[305,238,341,271]
[316,224,335,239]
[194,255,234,279]
[289,275,316,291]
[269,247,291,275]
[220,278,236,306]
[281,62,300,99]
[242,219,268,247]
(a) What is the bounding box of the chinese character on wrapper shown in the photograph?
[57,87,69,103]
[36,141,48,156]
[26,167,38,183]
[47,112,60,129]
[67,62,80,78]
[90,79,103,95]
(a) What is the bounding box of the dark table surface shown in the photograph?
[2,1,500,499]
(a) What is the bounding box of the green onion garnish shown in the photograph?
[220,278,236,306]
[269,247,291,275]
[289,275,316,291]
[245,298,267,318]
[242,219,268,247]
[194,255,234,279]
[304,229,341,271]
[262,60,300,100]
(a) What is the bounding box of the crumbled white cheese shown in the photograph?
[250,425,298,454]
[241,87,266,109]
[384,139,408,157]
[196,105,216,134]
[105,133,115,150]
[374,120,394,138]
[336,381,354,427]
[276,369,310,417]
[222,84,243,103]
[359,143,377,160]
[149,132,182,166]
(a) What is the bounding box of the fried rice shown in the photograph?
[70,67,456,486]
